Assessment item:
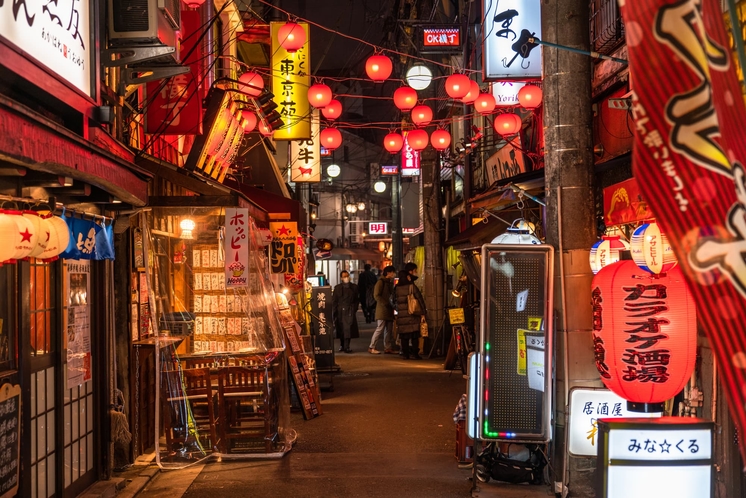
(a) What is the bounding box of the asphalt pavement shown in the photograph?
[136,319,553,498]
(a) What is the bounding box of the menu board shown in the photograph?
[280,308,322,420]
[0,384,20,498]
[310,286,334,370]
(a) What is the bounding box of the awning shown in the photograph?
[330,247,383,261]
[224,181,304,224]
[445,216,510,251]
[470,170,545,211]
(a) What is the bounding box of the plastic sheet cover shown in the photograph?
[142,208,293,468]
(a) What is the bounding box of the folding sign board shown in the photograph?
[478,244,554,441]
[483,0,542,80]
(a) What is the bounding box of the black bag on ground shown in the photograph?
[476,443,546,485]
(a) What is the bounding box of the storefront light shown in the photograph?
[374,181,387,193]
[327,164,341,178]
[406,65,432,91]
[180,218,196,239]
[357,201,366,211]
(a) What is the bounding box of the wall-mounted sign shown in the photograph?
[224,208,249,288]
[381,165,399,175]
[145,10,204,135]
[368,222,388,235]
[603,177,654,227]
[568,388,660,457]
[185,88,247,183]
[0,383,20,498]
[486,136,526,185]
[401,132,421,177]
[483,0,542,80]
[290,110,321,182]
[492,81,526,106]
[597,418,714,498]
[271,21,311,140]
[269,222,298,275]
[0,0,92,96]
[422,27,460,47]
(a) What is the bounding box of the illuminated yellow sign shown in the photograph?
[271,22,311,140]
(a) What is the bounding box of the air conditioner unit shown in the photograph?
[108,0,180,48]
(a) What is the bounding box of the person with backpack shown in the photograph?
[393,269,426,360]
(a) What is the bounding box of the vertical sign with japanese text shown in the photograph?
[0,383,20,498]
[0,0,91,96]
[290,109,321,182]
[67,259,92,387]
[270,222,298,275]
[311,286,334,370]
[401,131,421,177]
[224,208,249,288]
[483,0,542,80]
[271,22,311,140]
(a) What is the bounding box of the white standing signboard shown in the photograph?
[67,260,92,387]
[483,0,542,80]
[224,208,250,288]
[568,388,660,457]
[0,0,92,96]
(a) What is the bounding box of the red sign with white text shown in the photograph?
[401,132,421,177]
[145,10,203,135]
[423,28,460,47]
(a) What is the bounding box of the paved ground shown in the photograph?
[137,319,553,498]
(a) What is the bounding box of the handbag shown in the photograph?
[407,285,422,315]
[420,319,429,338]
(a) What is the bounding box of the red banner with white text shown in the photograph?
[620,0,746,459]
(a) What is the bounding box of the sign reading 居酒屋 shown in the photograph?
[224,208,250,288]
[290,110,321,182]
[271,21,311,140]
[0,0,91,96]
[483,0,542,80]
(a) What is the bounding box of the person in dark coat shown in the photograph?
[394,269,427,360]
[332,270,359,353]
[368,265,396,354]
[358,264,378,323]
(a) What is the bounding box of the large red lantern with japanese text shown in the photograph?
[591,260,697,412]
[308,83,333,108]
[407,129,428,151]
[365,54,393,82]
[384,132,403,153]
[393,87,418,111]
[320,128,342,150]
[430,129,451,151]
[321,99,342,120]
[445,74,471,99]
[277,21,306,52]
[493,112,522,136]
[411,105,433,127]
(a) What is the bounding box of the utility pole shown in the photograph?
[391,169,403,270]
[421,148,445,344]
[542,0,598,496]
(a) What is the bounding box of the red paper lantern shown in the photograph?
[320,128,342,150]
[321,99,342,120]
[461,80,480,104]
[258,120,273,137]
[431,129,451,151]
[411,105,433,127]
[184,0,206,8]
[365,54,393,82]
[407,129,428,151]
[384,133,403,153]
[474,93,496,114]
[493,113,522,136]
[308,83,333,108]
[589,235,630,274]
[445,74,471,99]
[393,87,418,111]
[277,21,306,53]
[517,84,543,109]
[241,110,257,133]
[238,71,264,97]
[592,261,697,411]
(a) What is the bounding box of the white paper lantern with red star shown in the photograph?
[7,210,37,260]
[40,216,71,261]
[24,211,50,258]
[0,213,18,262]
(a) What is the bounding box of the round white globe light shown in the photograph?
[374,181,387,193]
[406,65,433,91]
[327,164,341,178]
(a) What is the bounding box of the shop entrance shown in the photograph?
[24,260,99,498]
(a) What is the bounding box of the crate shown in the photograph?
[456,420,474,463]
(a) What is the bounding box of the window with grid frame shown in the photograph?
[590,0,625,56]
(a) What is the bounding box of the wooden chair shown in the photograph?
[161,368,220,454]
[217,366,277,453]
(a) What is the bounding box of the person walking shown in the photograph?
[358,264,378,323]
[368,265,396,354]
[332,270,359,353]
[394,269,426,360]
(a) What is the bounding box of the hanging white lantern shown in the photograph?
[0,213,19,263]
[589,235,630,274]
[491,219,542,244]
[7,210,37,260]
[630,222,677,274]
[24,211,50,258]
[40,216,71,261]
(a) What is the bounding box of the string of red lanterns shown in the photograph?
[411,105,433,127]
[277,21,307,52]
[308,83,333,108]
[431,129,451,151]
[365,54,393,82]
[320,127,343,150]
[384,132,404,153]
[393,87,418,111]
[321,99,342,120]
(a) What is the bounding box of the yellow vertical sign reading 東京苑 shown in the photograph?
[270,22,311,140]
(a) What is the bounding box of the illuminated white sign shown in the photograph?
[368,222,388,235]
[483,0,542,80]
[568,388,659,457]
[492,81,526,106]
[0,0,92,96]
